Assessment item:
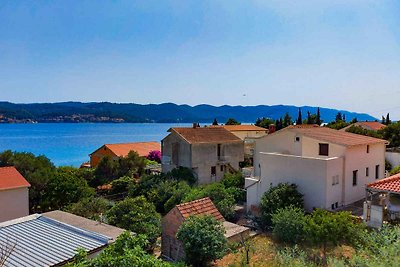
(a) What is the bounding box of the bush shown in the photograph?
[66,197,112,220]
[165,167,197,185]
[147,150,161,163]
[271,206,306,244]
[259,183,304,227]
[106,196,161,249]
[390,165,400,176]
[176,215,227,266]
[110,176,135,195]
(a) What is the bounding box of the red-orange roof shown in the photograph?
[92,142,160,157]
[169,127,242,144]
[0,167,30,190]
[367,173,400,194]
[176,197,224,221]
[221,125,267,132]
[285,125,387,147]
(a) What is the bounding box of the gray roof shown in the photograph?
[0,214,111,267]
[43,210,125,243]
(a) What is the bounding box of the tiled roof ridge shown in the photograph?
[105,141,159,146]
[176,197,211,208]
[368,173,400,187]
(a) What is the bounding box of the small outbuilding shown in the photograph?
[161,197,250,262]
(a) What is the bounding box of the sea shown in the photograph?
[0,123,193,167]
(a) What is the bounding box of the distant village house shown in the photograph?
[89,141,161,168]
[340,121,386,132]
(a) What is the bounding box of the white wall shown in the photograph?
[0,187,29,222]
[343,143,386,205]
[386,151,400,169]
[230,131,267,140]
[247,152,343,211]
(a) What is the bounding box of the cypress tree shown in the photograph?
[386,113,391,125]
[316,107,321,125]
[212,118,218,125]
[296,108,302,125]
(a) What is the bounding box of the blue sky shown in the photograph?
[0,1,399,118]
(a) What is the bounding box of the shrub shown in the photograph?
[390,165,400,176]
[147,150,161,163]
[165,167,197,185]
[259,183,304,227]
[66,197,112,220]
[176,215,227,266]
[271,206,306,244]
[106,196,161,249]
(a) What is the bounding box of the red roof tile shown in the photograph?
[367,174,400,194]
[221,125,267,132]
[176,197,224,221]
[169,127,242,144]
[92,142,160,157]
[0,167,30,190]
[285,125,387,147]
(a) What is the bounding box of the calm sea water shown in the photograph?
[0,123,193,167]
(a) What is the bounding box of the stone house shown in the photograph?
[247,125,388,212]
[0,166,30,222]
[161,197,249,262]
[161,125,244,184]
[89,141,160,167]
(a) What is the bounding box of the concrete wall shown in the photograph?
[0,187,29,222]
[386,151,400,169]
[343,143,386,204]
[247,152,343,211]
[230,130,267,140]
[161,207,185,261]
[162,132,244,184]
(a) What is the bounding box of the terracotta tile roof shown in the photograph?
[367,173,400,194]
[93,141,160,157]
[285,125,387,147]
[176,197,224,221]
[0,167,30,190]
[169,127,242,144]
[341,121,387,131]
[221,125,267,132]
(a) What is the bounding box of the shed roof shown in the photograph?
[367,173,400,194]
[176,197,224,221]
[91,141,160,157]
[168,127,242,144]
[0,214,111,267]
[284,125,387,147]
[0,167,30,191]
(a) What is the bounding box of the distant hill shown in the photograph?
[0,101,377,123]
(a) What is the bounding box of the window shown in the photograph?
[366,167,369,177]
[217,144,221,157]
[375,165,380,179]
[220,165,224,172]
[332,175,339,186]
[211,166,216,176]
[331,204,335,210]
[319,143,329,156]
[295,136,300,142]
[335,202,338,209]
[353,170,358,186]
[367,145,370,153]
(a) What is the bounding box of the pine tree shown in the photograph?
[212,118,218,125]
[335,112,342,122]
[296,108,302,125]
[307,111,312,124]
[386,113,391,125]
[283,113,292,127]
[343,113,346,122]
[316,107,321,126]
[382,116,386,125]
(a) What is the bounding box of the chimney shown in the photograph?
[268,124,276,134]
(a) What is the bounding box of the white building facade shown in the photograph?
[246,125,387,211]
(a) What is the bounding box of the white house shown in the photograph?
[0,167,30,222]
[246,125,387,212]
[162,125,244,184]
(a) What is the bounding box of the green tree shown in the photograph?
[304,209,361,262]
[165,166,197,185]
[110,176,135,195]
[117,151,146,178]
[212,118,219,125]
[335,112,343,122]
[176,215,227,267]
[386,113,391,125]
[93,156,118,185]
[283,112,292,127]
[259,183,304,227]
[225,118,241,125]
[106,196,161,249]
[296,108,302,125]
[255,117,275,129]
[390,165,400,176]
[184,183,236,219]
[316,107,321,126]
[271,206,306,244]
[381,121,400,147]
[66,197,112,220]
